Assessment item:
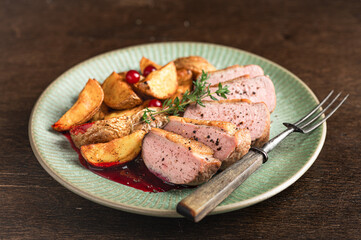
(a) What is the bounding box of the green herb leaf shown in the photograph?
[210,95,218,101]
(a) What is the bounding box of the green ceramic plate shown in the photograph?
[29,42,326,217]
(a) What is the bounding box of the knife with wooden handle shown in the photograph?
[176,150,264,222]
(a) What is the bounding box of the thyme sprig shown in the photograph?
[142,70,230,123]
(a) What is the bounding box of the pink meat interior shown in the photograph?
[164,121,236,161]
[184,102,267,141]
[205,75,276,112]
[207,65,264,85]
[142,131,203,185]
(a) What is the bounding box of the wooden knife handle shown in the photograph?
[176,150,264,222]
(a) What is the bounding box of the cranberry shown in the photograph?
[148,99,162,107]
[126,70,140,84]
[143,65,157,77]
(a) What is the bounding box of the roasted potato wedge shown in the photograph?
[170,69,193,101]
[174,56,216,76]
[52,79,104,132]
[70,116,132,148]
[176,68,193,86]
[102,72,142,110]
[90,103,109,121]
[171,84,192,101]
[139,57,161,74]
[131,107,169,132]
[80,130,147,167]
[134,62,178,100]
[103,100,150,120]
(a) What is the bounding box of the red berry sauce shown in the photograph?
[69,122,94,135]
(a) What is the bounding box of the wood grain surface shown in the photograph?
[1,0,360,239]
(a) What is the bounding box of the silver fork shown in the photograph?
[177,91,349,222]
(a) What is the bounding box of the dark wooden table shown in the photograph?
[1,0,360,239]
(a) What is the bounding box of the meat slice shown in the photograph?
[206,65,264,86]
[205,75,276,112]
[142,128,221,185]
[70,116,132,148]
[183,99,270,147]
[164,116,251,169]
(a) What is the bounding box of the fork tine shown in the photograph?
[303,94,349,133]
[294,90,334,125]
[300,92,342,128]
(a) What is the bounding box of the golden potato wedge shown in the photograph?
[171,84,193,101]
[102,72,143,110]
[134,62,178,100]
[176,68,193,86]
[52,79,104,132]
[80,130,147,167]
[170,69,193,101]
[174,56,216,76]
[90,103,109,121]
[139,57,161,74]
[103,100,150,120]
[104,107,140,120]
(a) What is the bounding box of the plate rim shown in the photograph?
[29,41,327,217]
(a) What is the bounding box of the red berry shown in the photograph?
[148,99,162,107]
[126,70,140,84]
[143,65,157,77]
